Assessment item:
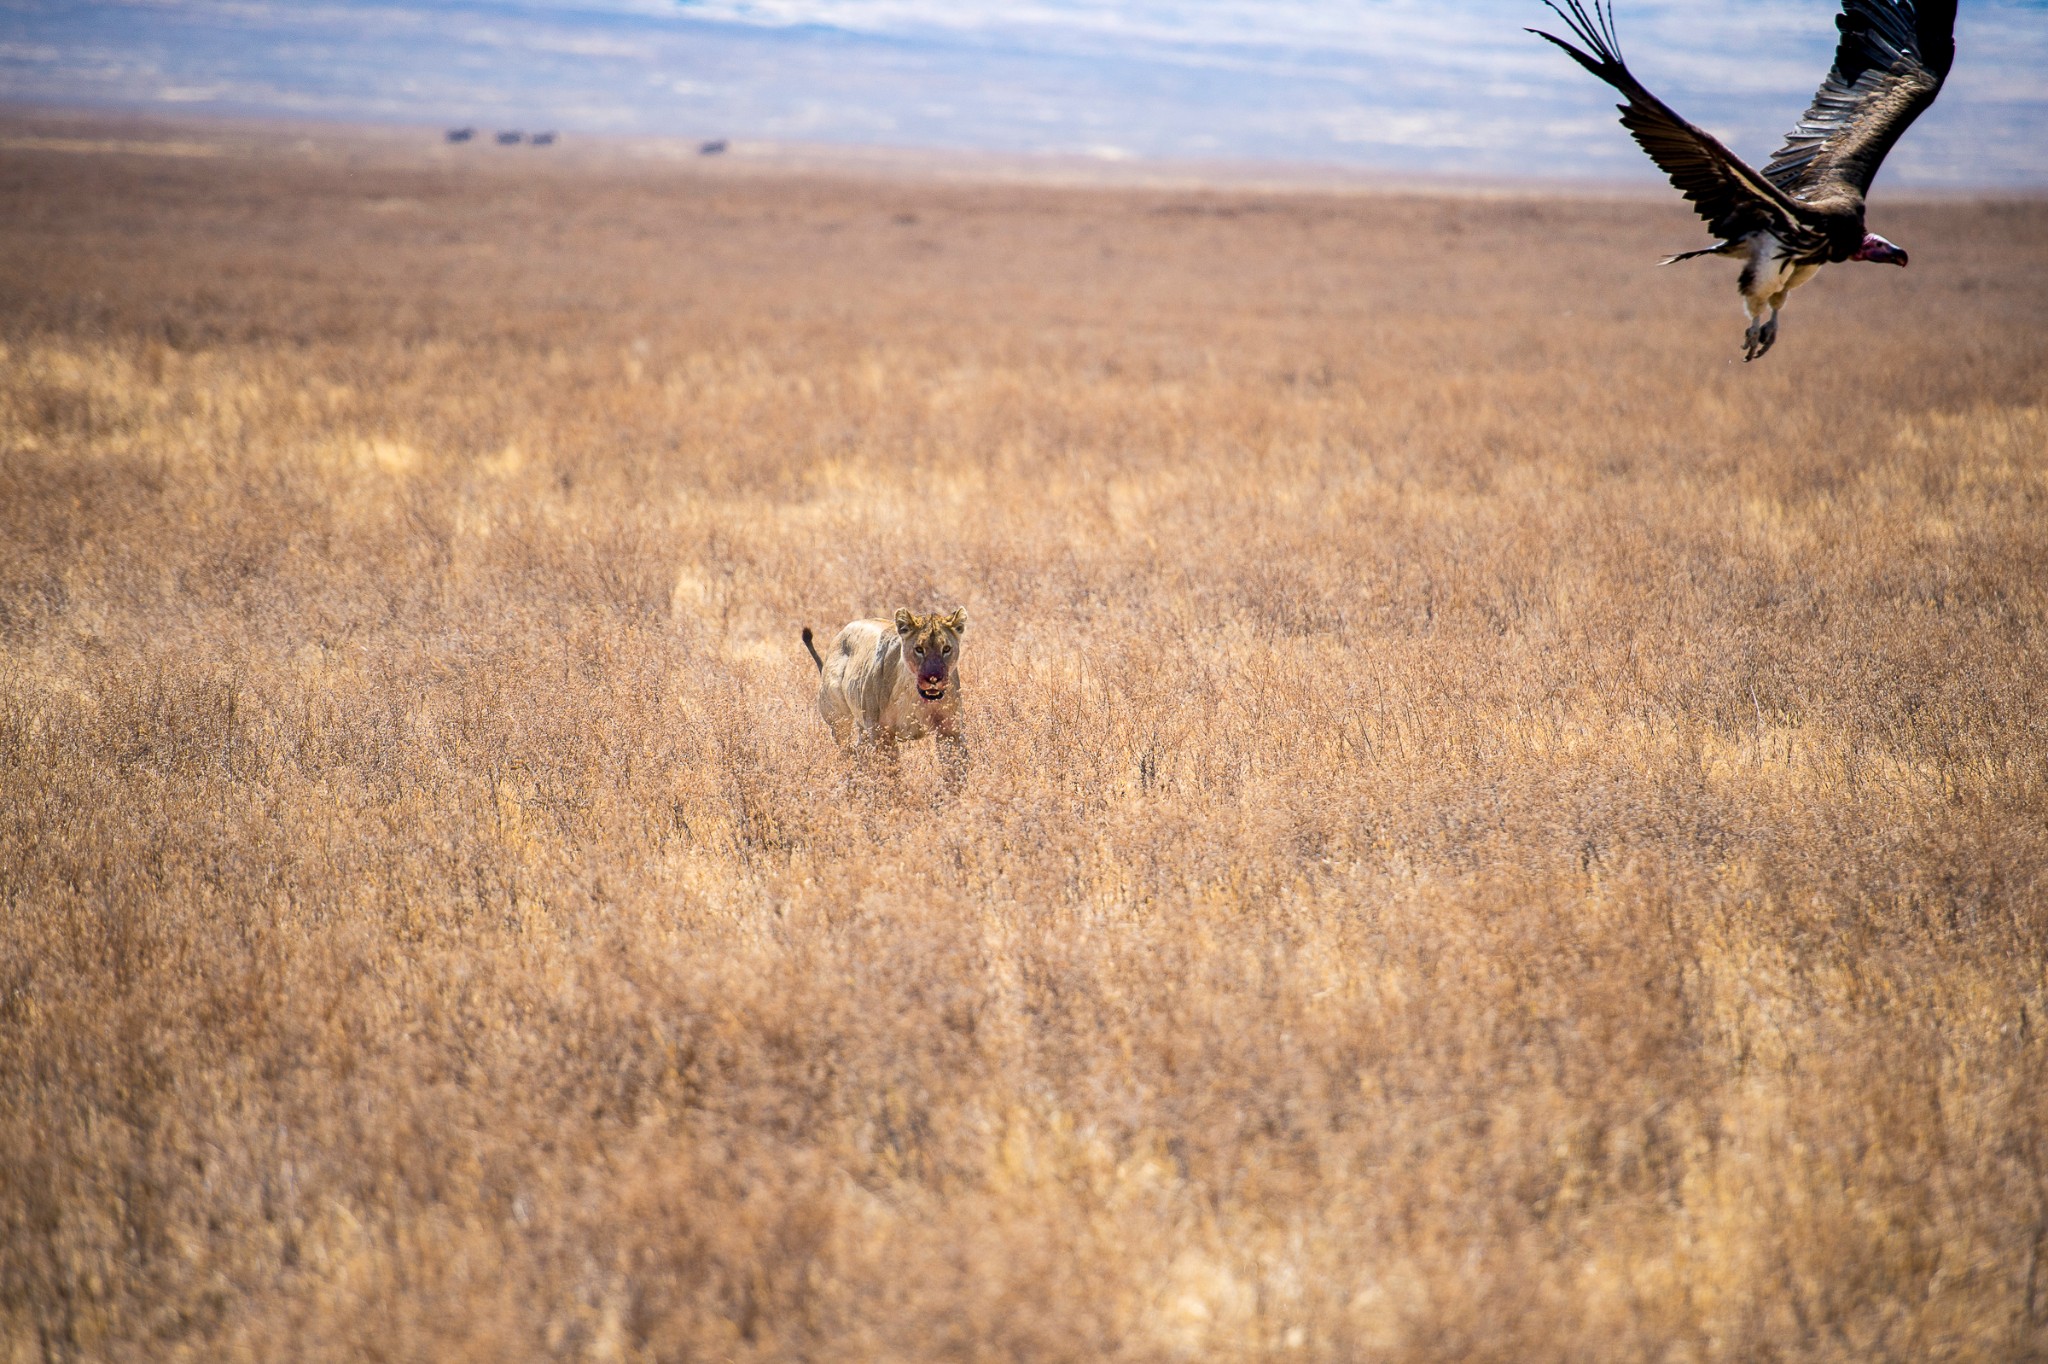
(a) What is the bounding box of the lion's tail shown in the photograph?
[801,626,825,672]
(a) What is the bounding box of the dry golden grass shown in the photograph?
[3,117,2047,1362]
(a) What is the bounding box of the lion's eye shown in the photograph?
[942,644,952,655]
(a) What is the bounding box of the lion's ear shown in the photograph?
[945,608,967,633]
[894,609,916,634]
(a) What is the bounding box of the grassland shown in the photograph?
[2,115,2046,1362]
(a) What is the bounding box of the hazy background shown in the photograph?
[4,1,2045,185]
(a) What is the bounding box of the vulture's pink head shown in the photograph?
[1852,233,1909,267]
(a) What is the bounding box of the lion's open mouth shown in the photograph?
[917,678,948,700]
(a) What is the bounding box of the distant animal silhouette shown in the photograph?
[804,609,968,785]
[496,131,524,146]
[446,127,475,144]
[531,132,557,146]
[699,140,728,156]
[1532,0,1956,360]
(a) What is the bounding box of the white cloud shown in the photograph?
[6,0,2041,183]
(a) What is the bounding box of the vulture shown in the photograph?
[1531,0,1957,359]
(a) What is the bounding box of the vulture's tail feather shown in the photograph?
[1660,245,1731,265]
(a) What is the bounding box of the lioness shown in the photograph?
[803,608,967,778]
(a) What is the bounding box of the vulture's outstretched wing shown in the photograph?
[1529,0,1823,245]
[1764,0,1956,202]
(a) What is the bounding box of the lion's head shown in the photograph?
[895,607,966,701]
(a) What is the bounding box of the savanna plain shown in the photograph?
[3,116,2047,1363]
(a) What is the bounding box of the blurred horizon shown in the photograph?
[4,0,2045,185]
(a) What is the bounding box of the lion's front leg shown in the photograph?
[865,727,903,777]
[936,729,969,795]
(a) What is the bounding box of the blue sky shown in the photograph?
[3,0,2044,183]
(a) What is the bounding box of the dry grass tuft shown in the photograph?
[2,123,2046,1361]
